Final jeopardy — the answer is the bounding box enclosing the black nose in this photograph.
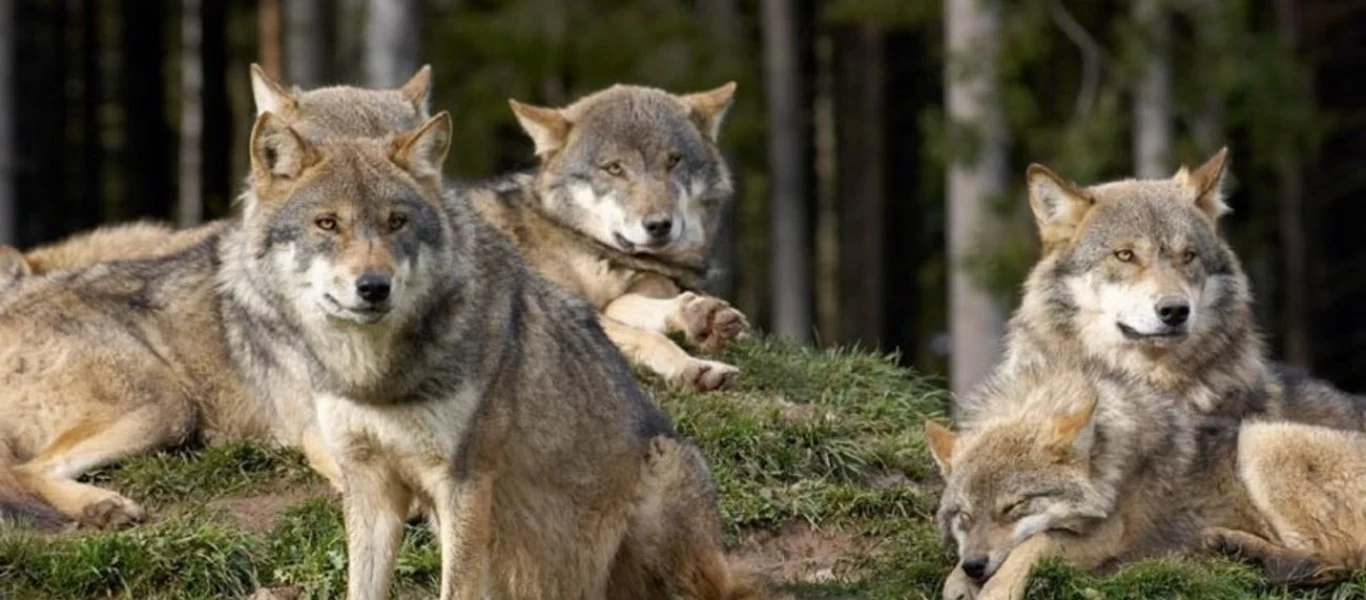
[1155,297,1191,326]
[961,556,989,582]
[355,273,391,304]
[643,216,674,240]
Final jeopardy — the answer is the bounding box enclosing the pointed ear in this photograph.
[250,112,318,181]
[681,81,737,142]
[924,420,959,476]
[250,63,297,116]
[397,64,433,112]
[508,99,570,157]
[1026,164,1094,248]
[393,111,453,179]
[1046,396,1098,461]
[0,245,31,287]
[1175,146,1230,221]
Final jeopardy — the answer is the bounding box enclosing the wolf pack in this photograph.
[0,65,1361,600]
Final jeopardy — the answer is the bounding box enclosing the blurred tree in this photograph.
[257,0,281,77]
[120,0,172,221]
[286,0,332,88]
[763,0,813,343]
[834,23,885,348]
[365,0,421,88]
[1275,0,1311,368]
[1132,0,1171,177]
[945,0,1007,395]
[0,0,13,245]
[179,0,203,226]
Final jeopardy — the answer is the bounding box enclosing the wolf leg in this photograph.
[1202,527,1336,585]
[431,474,493,600]
[977,534,1053,600]
[17,403,190,528]
[599,316,737,391]
[342,464,411,600]
[604,291,749,352]
[942,565,980,600]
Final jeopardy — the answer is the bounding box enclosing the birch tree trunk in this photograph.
[946,0,1007,395]
[285,0,330,88]
[365,0,422,88]
[178,0,203,226]
[1133,0,1171,178]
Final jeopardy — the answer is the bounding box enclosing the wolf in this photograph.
[229,107,755,599]
[462,82,751,391]
[957,148,1366,429]
[928,366,1366,600]
[0,62,433,293]
[0,67,433,530]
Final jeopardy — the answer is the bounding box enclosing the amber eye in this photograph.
[388,214,408,232]
[1181,250,1197,264]
[602,162,625,177]
[1114,249,1134,263]
[666,154,682,169]
[316,217,338,232]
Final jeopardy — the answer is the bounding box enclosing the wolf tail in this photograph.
[626,435,770,600]
[0,459,67,531]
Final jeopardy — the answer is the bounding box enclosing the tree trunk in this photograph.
[121,0,170,220]
[285,0,332,88]
[257,0,282,79]
[200,0,230,217]
[178,0,203,226]
[762,0,812,343]
[945,0,1008,395]
[699,0,739,302]
[835,24,886,348]
[1275,0,1312,368]
[0,0,13,244]
[1133,0,1171,178]
[364,0,421,88]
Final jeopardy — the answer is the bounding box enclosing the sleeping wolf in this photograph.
[466,83,751,391]
[957,148,1366,429]
[233,108,754,599]
[928,365,1366,599]
[0,67,433,530]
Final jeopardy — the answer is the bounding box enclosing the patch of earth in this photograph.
[209,484,333,533]
[733,520,862,586]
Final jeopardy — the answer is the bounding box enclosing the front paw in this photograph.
[677,292,750,352]
[671,358,739,392]
[943,567,980,600]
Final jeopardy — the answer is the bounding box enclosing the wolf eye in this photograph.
[666,153,682,169]
[1181,250,1197,264]
[388,214,408,232]
[602,162,625,177]
[315,217,338,232]
[1114,249,1134,263]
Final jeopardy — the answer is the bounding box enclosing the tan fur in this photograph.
[0,68,435,529]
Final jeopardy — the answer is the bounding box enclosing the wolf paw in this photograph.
[79,495,146,530]
[674,358,739,392]
[677,292,750,352]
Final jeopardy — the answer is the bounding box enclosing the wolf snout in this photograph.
[961,555,989,582]
[642,214,674,241]
[1155,296,1191,327]
[355,272,392,304]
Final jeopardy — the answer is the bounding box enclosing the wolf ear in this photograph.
[1026,164,1094,248]
[393,111,453,179]
[508,99,570,157]
[682,81,737,142]
[397,64,433,112]
[250,112,318,181]
[250,63,298,116]
[1046,395,1098,461]
[0,245,31,287]
[1174,146,1230,221]
[924,421,959,476]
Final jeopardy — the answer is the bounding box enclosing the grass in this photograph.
[1,336,1363,599]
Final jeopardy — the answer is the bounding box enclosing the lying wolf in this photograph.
[928,364,1366,599]
[957,148,1366,429]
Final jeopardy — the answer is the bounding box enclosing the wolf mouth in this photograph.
[323,293,390,324]
[1117,323,1186,341]
[613,233,667,255]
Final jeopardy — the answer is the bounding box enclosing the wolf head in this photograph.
[1019,148,1250,370]
[926,384,1110,584]
[242,110,454,330]
[250,63,432,140]
[508,82,737,268]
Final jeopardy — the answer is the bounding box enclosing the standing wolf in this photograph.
[0,68,433,530]
[956,148,1365,428]
[232,108,754,599]
[465,83,751,391]
[927,365,1366,600]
